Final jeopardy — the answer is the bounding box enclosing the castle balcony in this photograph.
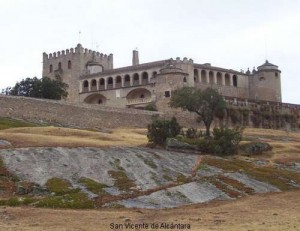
[126,97,152,106]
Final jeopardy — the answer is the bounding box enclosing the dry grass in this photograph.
[242,128,300,164]
[0,126,148,148]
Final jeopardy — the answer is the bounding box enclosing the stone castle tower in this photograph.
[42,44,113,102]
[249,60,282,102]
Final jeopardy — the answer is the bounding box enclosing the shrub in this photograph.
[147,117,181,146]
[212,127,243,155]
[185,128,198,139]
[197,127,243,155]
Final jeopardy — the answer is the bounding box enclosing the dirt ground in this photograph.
[0,190,299,231]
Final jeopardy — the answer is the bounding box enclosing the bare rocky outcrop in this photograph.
[0,147,286,209]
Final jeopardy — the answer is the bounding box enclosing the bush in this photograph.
[185,128,199,139]
[212,127,243,155]
[196,127,243,155]
[147,117,181,146]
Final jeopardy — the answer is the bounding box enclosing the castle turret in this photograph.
[249,60,281,102]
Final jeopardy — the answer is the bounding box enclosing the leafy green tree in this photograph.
[8,77,68,100]
[169,87,226,137]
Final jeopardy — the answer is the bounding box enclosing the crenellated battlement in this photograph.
[43,44,113,62]
[175,57,194,64]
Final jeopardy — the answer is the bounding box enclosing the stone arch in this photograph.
[91,79,97,91]
[201,70,207,83]
[133,73,139,86]
[126,88,151,101]
[84,93,107,105]
[107,77,113,89]
[68,60,72,69]
[124,74,130,87]
[209,71,214,84]
[233,75,237,87]
[217,72,222,85]
[152,71,157,78]
[82,80,89,92]
[142,72,149,84]
[115,76,122,88]
[194,69,199,82]
[225,73,230,86]
[99,78,105,90]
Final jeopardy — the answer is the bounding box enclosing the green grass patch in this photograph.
[0,117,38,130]
[176,173,190,184]
[45,178,76,195]
[35,192,95,209]
[0,197,37,207]
[78,177,108,196]
[108,170,136,191]
[202,157,300,191]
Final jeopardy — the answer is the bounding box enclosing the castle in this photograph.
[42,44,282,113]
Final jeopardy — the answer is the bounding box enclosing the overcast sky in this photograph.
[0,0,299,104]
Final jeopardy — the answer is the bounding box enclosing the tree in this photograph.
[169,87,226,137]
[7,77,68,100]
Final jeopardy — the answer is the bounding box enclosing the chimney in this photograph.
[132,50,139,66]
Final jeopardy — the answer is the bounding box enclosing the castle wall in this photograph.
[0,95,158,129]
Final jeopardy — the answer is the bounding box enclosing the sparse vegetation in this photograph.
[45,178,75,195]
[35,192,95,209]
[78,177,108,196]
[108,170,136,191]
[0,117,38,130]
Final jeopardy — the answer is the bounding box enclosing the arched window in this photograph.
[142,72,148,84]
[49,65,53,73]
[115,76,122,88]
[68,60,72,69]
[152,71,157,78]
[133,73,139,85]
[217,72,222,85]
[225,73,230,86]
[124,74,130,87]
[209,71,214,84]
[99,78,105,90]
[83,80,89,88]
[194,69,199,82]
[201,70,207,83]
[91,79,97,91]
[58,62,62,70]
[183,77,187,83]
[107,77,114,88]
[83,80,89,92]
[233,75,237,87]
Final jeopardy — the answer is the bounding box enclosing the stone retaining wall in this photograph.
[0,95,160,129]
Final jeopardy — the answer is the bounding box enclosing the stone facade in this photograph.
[42,44,282,115]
